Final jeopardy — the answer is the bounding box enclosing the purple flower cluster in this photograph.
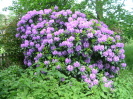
[93,45,104,51]
[84,76,99,88]
[16,7,126,89]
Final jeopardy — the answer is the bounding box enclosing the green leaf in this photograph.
[100,92,107,99]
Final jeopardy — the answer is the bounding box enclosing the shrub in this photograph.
[16,7,126,88]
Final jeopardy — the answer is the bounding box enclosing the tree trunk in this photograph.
[95,0,103,20]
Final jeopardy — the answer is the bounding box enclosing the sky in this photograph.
[0,0,133,15]
[0,0,13,15]
[124,0,133,11]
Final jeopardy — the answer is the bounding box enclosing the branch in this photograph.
[90,0,96,7]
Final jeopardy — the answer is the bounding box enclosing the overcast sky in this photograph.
[0,0,133,15]
[0,0,13,15]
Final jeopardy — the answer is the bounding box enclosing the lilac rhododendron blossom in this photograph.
[93,45,104,51]
[56,65,61,69]
[116,43,124,48]
[37,53,42,58]
[104,80,113,88]
[67,36,75,42]
[121,63,127,67]
[61,78,65,82]
[17,7,126,89]
[102,77,108,82]
[52,59,58,63]
[104,82,112,88]
[30,42,34,46]
[102,51,108,57]
[93,79,99,85]
[88,65,93,69]
[73,61,80,67]
[83,42,89,48]
[27,62,32,66]
[85,58,90,63]
[65,58,71,64]
[113,56,120,62]
[87,33,93,38]
[75,45,82,51]
[119,49,125,54]
[44,61,50,65]
[81,75,87,79]
[84,78,91,83]
[90,74,96,80]
[67,65,74,71]
[91,69,98,74]
[67,48,74,54]
[80,66,86,72]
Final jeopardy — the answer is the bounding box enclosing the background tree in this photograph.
[0,14,6,30]
[77,0,133,40]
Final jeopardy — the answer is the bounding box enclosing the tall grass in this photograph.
[124,39,133,69]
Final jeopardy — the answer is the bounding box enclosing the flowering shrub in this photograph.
[16,6,126,88]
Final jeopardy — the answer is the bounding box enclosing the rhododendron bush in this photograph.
[16,6,126,88]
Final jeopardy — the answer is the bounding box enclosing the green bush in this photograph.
[16,8,127,90]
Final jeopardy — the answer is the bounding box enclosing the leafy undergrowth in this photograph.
[112,67,133,99]
[0,65,133,99]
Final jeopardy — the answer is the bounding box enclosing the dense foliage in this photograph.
[16,7,126,88]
